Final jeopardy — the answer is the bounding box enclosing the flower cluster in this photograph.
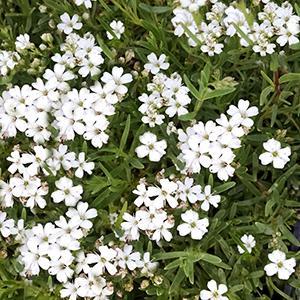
[139,55,191,127]
[61,244,157,299]
[177,99,259,180]
[0,30,132,148]
[0,145,94,209]
[172,1,300,56]
[120,176,221,243]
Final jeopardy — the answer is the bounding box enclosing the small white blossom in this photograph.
[107,20,125,40]
[51,177,83,206]
[200,280,228,300]
[144,53,170,75]
[237,234,256,254]
[259,138,291,169]
[135,132,167,162]
[264,250,296,280]
[57,13,83,35]
[177,210,209,240]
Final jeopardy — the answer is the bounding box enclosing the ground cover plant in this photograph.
[0,0,299,299]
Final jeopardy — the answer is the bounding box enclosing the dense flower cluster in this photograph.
[172,1,300,56]
[138,54,191,127]
[120,176,220,243]
[0,145,94,209]
[0,30,132,148]
[177,99,259,180]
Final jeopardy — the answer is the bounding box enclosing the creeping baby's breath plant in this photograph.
[0,0,299,299]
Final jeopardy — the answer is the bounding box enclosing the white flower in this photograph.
[107,20,125,40]
[276,22,300,46]
[253,41,276,56]
[227,99,259,128]
[55,216,83,240]
[264,250,296,280]
[133,183,151,207]
[177,177,201,204]
[15,34,33,51]
[137,206,166,231]
[116,244,141,270]
[209,148,235,181]
[66,201,97,230]
[74,152,95,178]
[151,217,174,243]
[199,185,221,211]
[259,138,291,169]
[87,245,117,275]
[165,94,190,117]
[101,66,133,95]
[0,180,14,208]
[144,53,170,75]
[139,252,158,276]
[43,64,74,91]
[121,212,141,241]
[48,252,74,283]
[177,210,209,240]
[7,150,25,174]
[200,280,228,300]
[0,212,17,237]
[74,0,95,9]
[60,281,80,300]
[57,13,83,35]
[19,239,51,275]
[51,177,83,206]
[237,234,256,254]
[201,40,224,56]
[135,132,167,162]
[147,178,178,208]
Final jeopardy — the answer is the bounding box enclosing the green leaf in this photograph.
[279,224,300,247]
[202,87,236,101]
[154,251,187,260]
[267,277,293,300]
[96,35,115,60]
[279,73,300,84]
[230,284,244,292]
[261,70,274,87]
[169,268,185,294]
[214,182,236,193]
[289,279,300,289]
[260,86,274,106]
[139,3,171,14]
[164,258,182,270]
[200,253,222,264]
[183,75,202,101]
[114,201,128,229]
[128,157,144,169]
[183,259,194,284]
[248,270,265,279]
[200,63,211,87]
[119,114,131,152]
